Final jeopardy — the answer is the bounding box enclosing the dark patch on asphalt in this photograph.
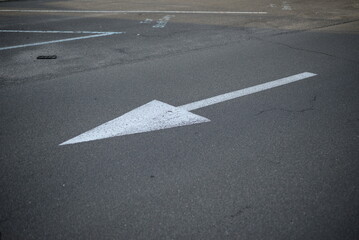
[116,48,128,54]
[37,55,57,60]
[230,206,251,218]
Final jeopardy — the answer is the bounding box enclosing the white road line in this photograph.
[0,32,123,51]
[282,1,292,11]
[179,72,317,111]
[0,30,123,34]
[0,9,267,14]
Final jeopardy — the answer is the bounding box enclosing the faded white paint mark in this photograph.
[153,15,174,28]
[0,9,268,14]
[0,31,124,51]
[60,72,317,145]
[60,100,210,145]
[270,4,277,8]
[140,19,153,24]
[282,1,292,11]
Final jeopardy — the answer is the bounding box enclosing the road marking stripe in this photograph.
[0,30,123,34]
[179,72,317,111]
[0,32,123,51]
[60,72,318,145]
[60,100,211,145]
[0,9,267,14]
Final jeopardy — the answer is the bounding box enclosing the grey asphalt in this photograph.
[1,1,359,239]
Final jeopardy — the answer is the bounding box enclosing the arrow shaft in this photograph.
[179,72,317,111]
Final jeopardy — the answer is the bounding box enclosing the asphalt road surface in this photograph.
[1,0,358,239]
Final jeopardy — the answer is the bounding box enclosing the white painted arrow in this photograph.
[60,72,317,145]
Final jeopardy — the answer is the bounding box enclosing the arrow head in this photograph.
[60,100,210,145]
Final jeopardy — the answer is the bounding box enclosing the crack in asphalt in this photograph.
[268,19,359,37]
[255,95,317,116]
[253,19,359,64]
[254,36,359,64]
[1,17,357,88]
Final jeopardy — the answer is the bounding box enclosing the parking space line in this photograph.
[0,31,124,51]
[0,30,122,34]
[0,9,267,14]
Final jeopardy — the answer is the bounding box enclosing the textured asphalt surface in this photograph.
[1,0,359,239]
